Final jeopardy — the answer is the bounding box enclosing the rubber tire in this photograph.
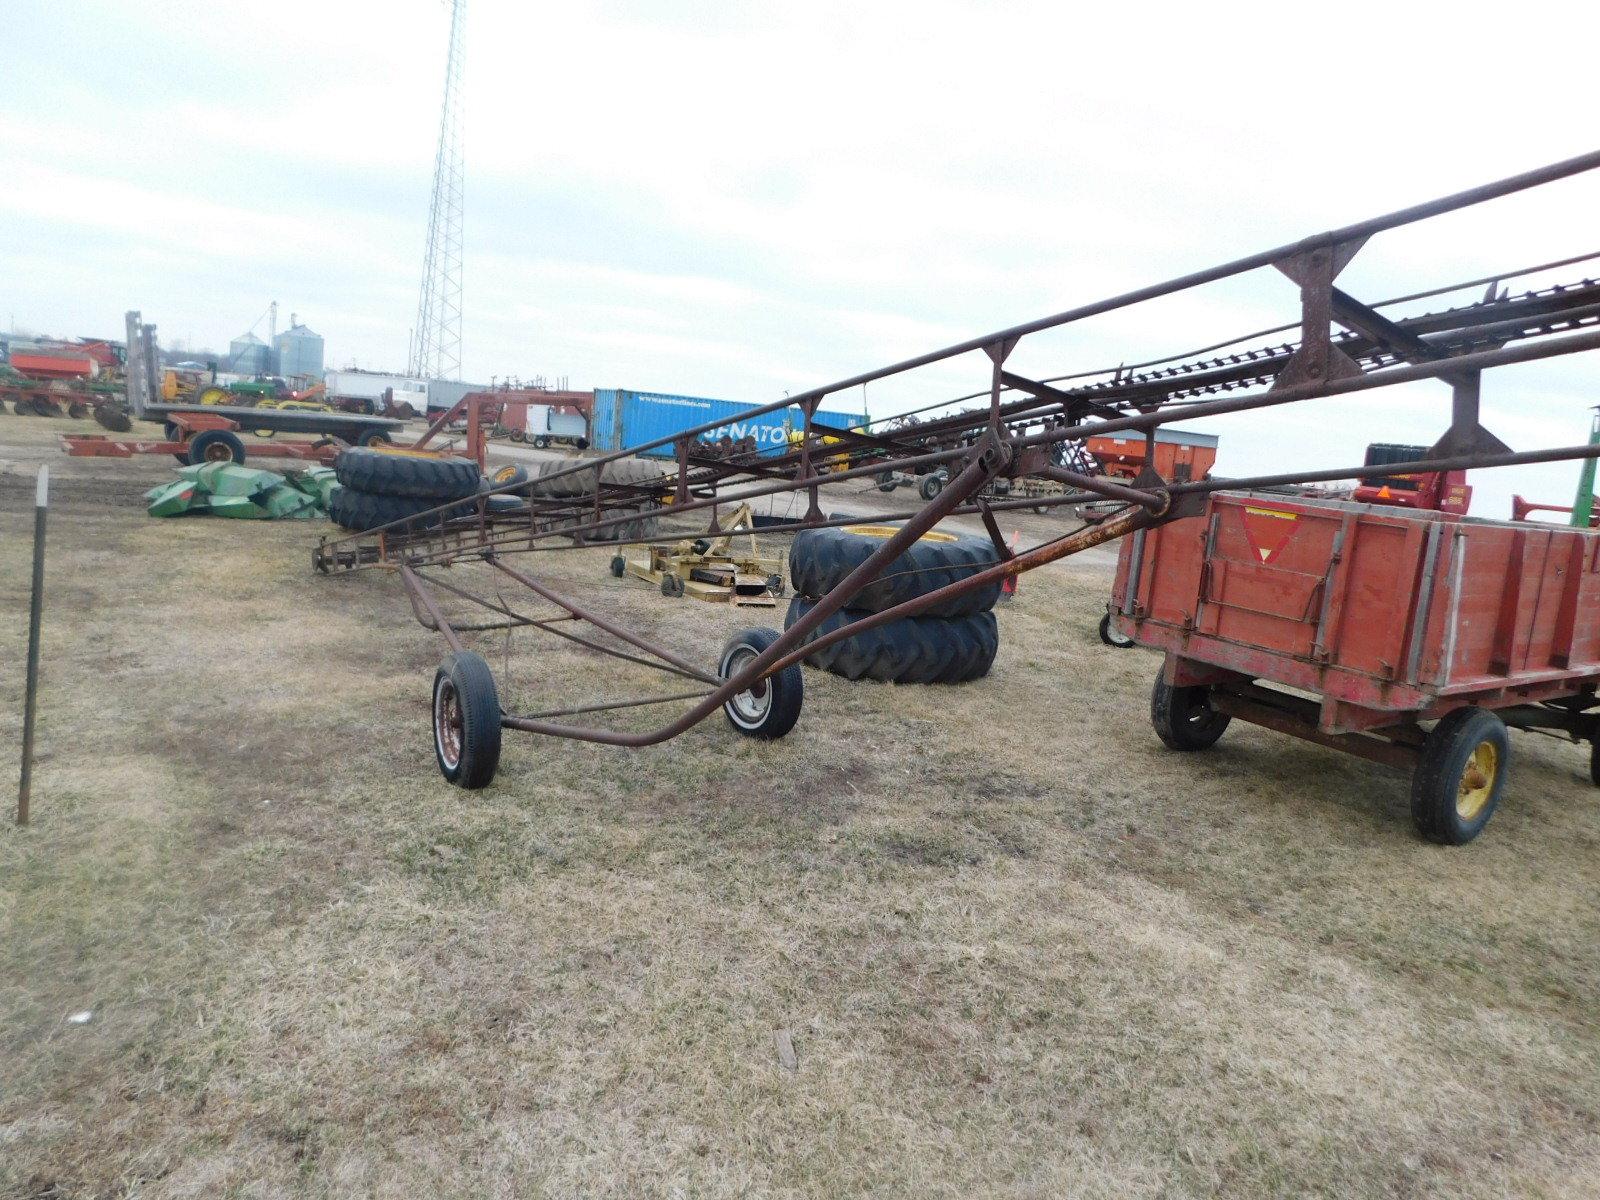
[187,428,247,466]
[875,470,898,493]
[719,627,803,739]
[328,486,462,533]
[433,651,502,788]
[1411,707,1509,845]
[93,405,132,433]
[1150,673,1231,750]
[334,446,481,501]
[784,596,998,685]
[1099,611,1135,649]
[526,457,667,499]
[610,555,626,578]
[356,428,392,447]
[661,573,684,597]
[919,472,946,501]
[533,435,549,449]
[1590,738,1600,788]
[490,462,531,496]
[788,524,1002,618]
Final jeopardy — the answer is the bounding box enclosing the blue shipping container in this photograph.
[592,388,866,459]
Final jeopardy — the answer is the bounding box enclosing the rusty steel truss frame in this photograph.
[315,150,1600,768]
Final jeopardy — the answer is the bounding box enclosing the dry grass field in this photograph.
[2,411,1599,1198]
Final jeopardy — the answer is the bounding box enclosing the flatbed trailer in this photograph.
[145,404,404,443]
[1112,492,1600,842]
[62,409,405,467]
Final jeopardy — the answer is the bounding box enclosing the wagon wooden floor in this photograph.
[3,413,1599,1199]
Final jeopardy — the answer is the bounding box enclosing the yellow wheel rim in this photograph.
[492,465,519,484]
[1456,740,1499,821]
[845,524,957,543]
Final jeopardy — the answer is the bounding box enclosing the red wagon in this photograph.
[1111,491,1600,842]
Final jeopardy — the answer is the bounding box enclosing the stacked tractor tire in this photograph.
[491,457,666,541]
[785,525,1001,684]
[328,447,484,533]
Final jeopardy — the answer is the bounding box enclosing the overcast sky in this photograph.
[3,0,1598,516]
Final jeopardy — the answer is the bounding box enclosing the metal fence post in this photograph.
[18,465,47,826]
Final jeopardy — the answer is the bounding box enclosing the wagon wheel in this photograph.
[1150,671,1230,750]
[1099,610,1135,649]
[1411,707,1508,844]
[432,651,502,788]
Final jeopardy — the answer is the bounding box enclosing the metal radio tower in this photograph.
[410,0,466,380]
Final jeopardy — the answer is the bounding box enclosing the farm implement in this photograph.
[316,150,1600,840]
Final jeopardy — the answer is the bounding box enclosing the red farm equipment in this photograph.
[1111,490,1600,842]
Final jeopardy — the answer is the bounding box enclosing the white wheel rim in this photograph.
[720,645,770,729]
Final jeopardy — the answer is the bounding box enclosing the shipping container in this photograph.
[591,388,865,458]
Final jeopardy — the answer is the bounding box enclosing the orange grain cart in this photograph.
[1111,491,1600,843]
[1088,427,1218,482]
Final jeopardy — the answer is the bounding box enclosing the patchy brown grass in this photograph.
[1,410,1599,1198]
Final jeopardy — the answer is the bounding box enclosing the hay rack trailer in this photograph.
[313,151,1600,840]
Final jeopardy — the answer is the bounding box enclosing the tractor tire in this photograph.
[433,651,502,788]
[11,398,34,416]
[327,486,463,533]
[334,446,481,501]
[187,429,247,466]
[1150,672,1231,751]
[718,627,804,739]
[489,462,531,496]
[93,405,133,433]
[788,524,1002,619]
[525,456,668,499]
[68,401,89,419]
[783,596,998,684]
[32,398,63,418]
[194,385,233,406]
[1411,707,1508,845]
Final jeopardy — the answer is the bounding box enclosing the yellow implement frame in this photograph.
[612,502,785,606]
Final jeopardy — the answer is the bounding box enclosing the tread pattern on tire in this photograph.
[784,596,997,684]
[1410,707,1508,845]
[523,458,667,540]
[334,446,481,500]
[525,456,670,498]
[434,651,502,788]
[789,525,1001,618]
[328,486,465,532]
